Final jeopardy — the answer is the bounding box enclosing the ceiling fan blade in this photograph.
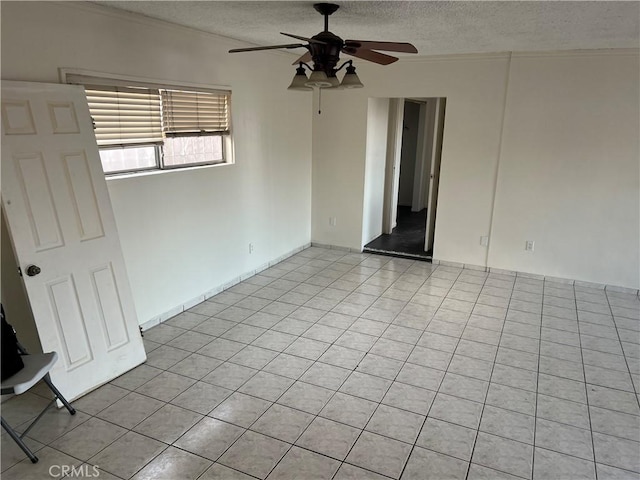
[280,32,327,45]
[229,43,306,53]
[344,40,418,54]
[342,48,398,65]
[292,51,313,65]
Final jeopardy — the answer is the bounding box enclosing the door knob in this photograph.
[25,265,41,277]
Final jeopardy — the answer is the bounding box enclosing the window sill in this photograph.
[104,162,234,181]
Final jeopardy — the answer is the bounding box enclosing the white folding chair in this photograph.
[1,343,75,463]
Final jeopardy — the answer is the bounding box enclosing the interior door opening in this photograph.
[364,97,446,261]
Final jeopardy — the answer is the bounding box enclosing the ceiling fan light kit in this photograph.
[287,65,313,91]
[306,69,333,88]
[230,2,417,94]
[340,63,364,89]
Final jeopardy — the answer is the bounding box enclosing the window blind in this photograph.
[161,89,230,136]
[83,85,163,147]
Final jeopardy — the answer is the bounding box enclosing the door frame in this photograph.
[382,97,446,252]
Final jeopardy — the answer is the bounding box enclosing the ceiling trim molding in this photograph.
[397,48,639,65]
[511,48,640,58]
[57,1,295,59]
[398,52,512,63]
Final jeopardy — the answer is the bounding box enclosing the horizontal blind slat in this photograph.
[79,80,231,146]
[85,86,163,146]
[161,89,229,135]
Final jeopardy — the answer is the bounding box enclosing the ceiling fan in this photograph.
[229,3,418,90]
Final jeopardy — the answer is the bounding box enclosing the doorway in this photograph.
[364,97,446,260]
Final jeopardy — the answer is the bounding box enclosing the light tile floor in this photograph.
[2,247,640,479]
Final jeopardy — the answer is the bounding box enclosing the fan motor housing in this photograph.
[310,30,343,72]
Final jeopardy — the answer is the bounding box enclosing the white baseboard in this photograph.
[432,258,639,295]
[139,243,311,331]
[310,242,361,253]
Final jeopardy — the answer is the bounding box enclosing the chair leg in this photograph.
[1,417,38,463]
[43,374,75,415]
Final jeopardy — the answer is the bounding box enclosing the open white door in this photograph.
[424,98,446,252]
[382,99,404,234]
[1,81,146,401]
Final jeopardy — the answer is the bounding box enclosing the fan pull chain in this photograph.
[318,87,322,115]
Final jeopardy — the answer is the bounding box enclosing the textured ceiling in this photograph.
[92,1,639,56]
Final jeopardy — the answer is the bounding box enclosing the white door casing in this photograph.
[1,81,146,401]
[424,97,446,252]
[411,101,427,213]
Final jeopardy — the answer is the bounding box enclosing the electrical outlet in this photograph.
[525,240,535,252]
[249,243,254,254]
[329,217,337,227]
[480,236,489,247]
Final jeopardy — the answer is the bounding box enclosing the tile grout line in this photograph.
[464,271,516,480]
[572,282,599,479]
[213,254,421,480]
[396,266,470,480]
[603,290,640,411]
[284,256,433,479]
[327,259,442,479]
[189,249,366,480]
[530,277,546,480]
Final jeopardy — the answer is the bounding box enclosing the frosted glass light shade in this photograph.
[305,70,333,88]
[341,65,364,89]
[327,75,340,88]
[288,67,312,91]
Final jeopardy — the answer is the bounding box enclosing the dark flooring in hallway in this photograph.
[364,206,431,260]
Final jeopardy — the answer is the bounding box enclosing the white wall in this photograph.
[311,91,369,248]
[312,55,510,265]
[1,2,313,324]
[312,51,639,289]
[489,52,640,288]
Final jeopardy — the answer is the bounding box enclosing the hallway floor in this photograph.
[2,247,639,479]
[364,207,431,260]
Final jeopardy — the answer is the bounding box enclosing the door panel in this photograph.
[62,151,105,241]
[90,263,130,350]
[1,99,37,134]
[1,81,146,401]
[46,275,94,368]
[15,152,65,251]
[48,102,80,134]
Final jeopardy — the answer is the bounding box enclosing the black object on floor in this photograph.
[364,206,432,261]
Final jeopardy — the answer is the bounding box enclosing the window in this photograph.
[66,74,232,175]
